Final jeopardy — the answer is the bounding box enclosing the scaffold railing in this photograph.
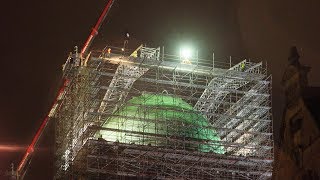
[54,45,273,179]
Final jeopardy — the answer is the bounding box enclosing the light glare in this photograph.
[180,48,192,59]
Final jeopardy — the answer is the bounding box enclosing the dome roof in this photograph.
[97,94,224,154]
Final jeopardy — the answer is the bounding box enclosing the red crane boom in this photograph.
[16,0,115,178]
[16,79,69,179]
[81,0,115,56]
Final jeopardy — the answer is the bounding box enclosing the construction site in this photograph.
[13,0,274,179]
[52,44,274,179]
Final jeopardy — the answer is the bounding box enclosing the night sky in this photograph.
[1,0,319,179]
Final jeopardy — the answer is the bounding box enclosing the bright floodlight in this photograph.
[180,47,192,59]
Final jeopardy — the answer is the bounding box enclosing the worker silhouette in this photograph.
[107,48,111,58]
[241,62,245,71]
[137,49,141,58]
[123,31,129,55]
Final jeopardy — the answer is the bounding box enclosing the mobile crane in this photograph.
[15,0,115,179]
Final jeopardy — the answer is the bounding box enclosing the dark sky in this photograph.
[1,0,319,179]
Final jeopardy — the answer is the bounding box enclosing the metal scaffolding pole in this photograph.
[54,46,273,179]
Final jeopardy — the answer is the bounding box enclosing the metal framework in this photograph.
[53,46,273,179]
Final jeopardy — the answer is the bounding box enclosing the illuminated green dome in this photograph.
[97,94,224,154]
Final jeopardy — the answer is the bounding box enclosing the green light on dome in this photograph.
[96,94,224,154]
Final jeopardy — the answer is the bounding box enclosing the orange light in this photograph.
[0,145,26,152]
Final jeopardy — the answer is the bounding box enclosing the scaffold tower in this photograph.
[52,45,273,179]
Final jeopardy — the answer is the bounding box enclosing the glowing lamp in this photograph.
[180,47,192,59]
[180,47,193,64]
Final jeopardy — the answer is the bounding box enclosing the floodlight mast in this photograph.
[81,0,115,56]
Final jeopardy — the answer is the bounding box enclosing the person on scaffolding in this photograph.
[122,31,130,56]
[137,48,141,58]
[107,47,111,58]
[240,62,246,71]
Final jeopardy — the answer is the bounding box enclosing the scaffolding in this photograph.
[53,45,273,179]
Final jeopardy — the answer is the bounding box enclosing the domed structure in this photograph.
[96,94,224,154]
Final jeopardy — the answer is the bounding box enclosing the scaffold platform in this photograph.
[53,46,273,179]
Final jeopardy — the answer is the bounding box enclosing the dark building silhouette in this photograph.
[274,47,320,180]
